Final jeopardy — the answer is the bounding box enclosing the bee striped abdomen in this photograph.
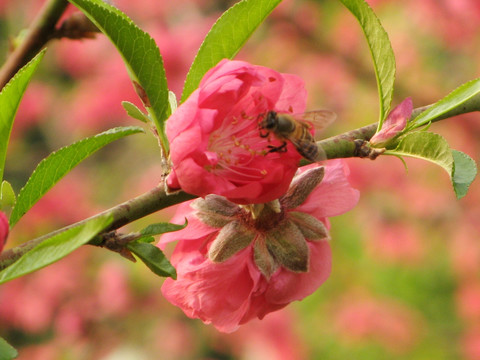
[297,141,319,161]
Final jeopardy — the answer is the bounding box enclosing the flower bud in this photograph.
[370,97,412,146]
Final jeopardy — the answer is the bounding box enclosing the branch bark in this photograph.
[0,0,69,89]
[0,186,195,270]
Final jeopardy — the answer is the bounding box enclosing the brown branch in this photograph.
[0,186,195,270]
[0,0,69,89]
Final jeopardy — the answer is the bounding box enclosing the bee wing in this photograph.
[301,110,336,132]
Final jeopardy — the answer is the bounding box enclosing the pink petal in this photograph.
[296,160,360,218]
[274,73,307,114]
[166,91,200,140]
[264,241,331,304]
[162,244,261,333]
[173,157,236,197]
[158,202,217,247]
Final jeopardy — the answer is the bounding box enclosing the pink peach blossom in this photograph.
[160,160,359,332]
[370,97,412,146]
[0,210,8,253]
[166,59,307,204]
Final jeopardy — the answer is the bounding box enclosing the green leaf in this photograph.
[386,132,453,175]
[0,180,15,213]
[137,235,155,244]
[181,0,282,102]
[0,215,112,284]
[122,101,148,123]
[339,0,395,126]
[0,51,45,181]
[451,150,477,199]
[127,242,176,278]
[168,91,177,115]
[9,126,143,227]
[140,221,187,237]
[0,337,17,360]
[409,78,480,129]
[67,0,169,148]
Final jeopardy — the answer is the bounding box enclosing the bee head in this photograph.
[262,111,278,130]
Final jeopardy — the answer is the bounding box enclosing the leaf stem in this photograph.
[0,0,69,89]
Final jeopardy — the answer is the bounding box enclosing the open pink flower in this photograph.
[370,97,412,146]
[0,211,8,253]
[160,160,359,332]
[166,59,307,204]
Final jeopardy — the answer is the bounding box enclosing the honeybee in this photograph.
[258,110,336,161]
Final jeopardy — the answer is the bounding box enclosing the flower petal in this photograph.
[265,240,331,304]
[296,160,360,218]
[162,241,261,333]
[158,202,217,247]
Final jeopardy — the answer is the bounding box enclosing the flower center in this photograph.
[207,114,274,181]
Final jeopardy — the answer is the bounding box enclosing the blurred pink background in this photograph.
[1,0,480,358]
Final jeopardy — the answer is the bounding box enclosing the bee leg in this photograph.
[259,130,270,138]
[267,141,288,154]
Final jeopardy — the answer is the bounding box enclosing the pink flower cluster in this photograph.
[161,59,359,332]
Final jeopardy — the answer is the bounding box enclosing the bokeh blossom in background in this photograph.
[0,0,480,359]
